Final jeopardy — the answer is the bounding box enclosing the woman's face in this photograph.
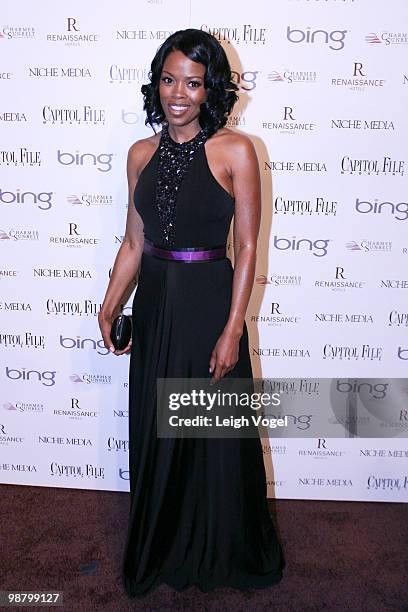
[159,49,207,129]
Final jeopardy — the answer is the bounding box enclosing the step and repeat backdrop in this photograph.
[1,0,407,502]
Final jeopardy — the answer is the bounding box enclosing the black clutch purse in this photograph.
[110,314,132,351]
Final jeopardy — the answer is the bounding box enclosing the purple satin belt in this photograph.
[143,237,227,262]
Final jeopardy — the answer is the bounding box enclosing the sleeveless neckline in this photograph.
[155,122,211,246]
[161,122,209,148]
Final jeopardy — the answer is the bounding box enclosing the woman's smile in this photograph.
[159,50,207,137]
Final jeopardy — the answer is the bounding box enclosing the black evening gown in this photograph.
[121,123,285,598]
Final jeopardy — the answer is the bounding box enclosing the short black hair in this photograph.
[141,28,239,136]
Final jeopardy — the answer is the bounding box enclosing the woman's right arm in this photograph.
[98,141,146,355]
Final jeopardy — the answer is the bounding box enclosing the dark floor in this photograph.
[1,484,407,611]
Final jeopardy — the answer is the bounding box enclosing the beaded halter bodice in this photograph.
[155,122,210,246]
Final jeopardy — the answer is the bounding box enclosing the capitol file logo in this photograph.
[0,148,40,166]
[274,195,337,217]
[322,344,382,361]
[340,156,404,177]
[43,105,105,125]
[109,65,149,84]
[107,437,129,452]
[388,311,408,328]
[50,462,105,480]
[46,298,101,317]
[201,24,267,45]
[0,331,45,349]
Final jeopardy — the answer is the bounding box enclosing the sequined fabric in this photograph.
[156,122,210,246]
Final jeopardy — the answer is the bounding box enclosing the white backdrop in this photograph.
[1,0,407,502]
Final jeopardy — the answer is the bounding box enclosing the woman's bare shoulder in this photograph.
[210,127,255,155]
[127,132,161,177]
[209,128,257,175]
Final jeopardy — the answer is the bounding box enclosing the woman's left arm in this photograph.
[209,134,261,382]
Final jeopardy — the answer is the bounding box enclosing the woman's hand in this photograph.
[98,310,132,356]
[209,327,242,383]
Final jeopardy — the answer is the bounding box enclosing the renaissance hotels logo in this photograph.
[273,236,330,257]
[49,223,100,248]
[331,63,385,92]
[263,106,317,134]
[46,17,100,46]
[286,26,347,51]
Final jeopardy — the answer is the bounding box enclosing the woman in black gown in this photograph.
[99,28,285,599]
